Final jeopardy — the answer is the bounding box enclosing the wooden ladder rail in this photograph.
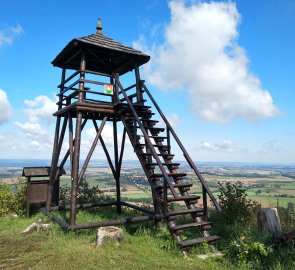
[142,81,221,213]
[115,74,177,215]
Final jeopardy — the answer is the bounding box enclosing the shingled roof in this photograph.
[22,166,66,177]
[52,19,150,75]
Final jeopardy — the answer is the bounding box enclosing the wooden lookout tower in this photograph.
[44,19,221,252]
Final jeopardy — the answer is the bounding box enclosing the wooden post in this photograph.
[46,68,66,211]
[202,185,208,221]
[59,119,88,169]
[69,53,86,225]
[257,208,282,235]
[69,114,74,178]
[113,118,121,214]
[134,64,143,104]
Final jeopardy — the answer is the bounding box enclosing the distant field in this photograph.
[1,164,295,208]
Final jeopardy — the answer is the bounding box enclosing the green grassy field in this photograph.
[0,210,232,270]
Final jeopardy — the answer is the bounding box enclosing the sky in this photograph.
[0,0,294,164]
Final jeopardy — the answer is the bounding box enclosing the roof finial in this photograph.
[96,18,103,34]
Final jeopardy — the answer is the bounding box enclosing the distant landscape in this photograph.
[1,159,295,208]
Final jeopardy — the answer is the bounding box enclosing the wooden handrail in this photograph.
[57,79,80,96]
[57,70,80,88]
[115,75,177,214]
[142,81,221,211]
[118,83,137,95]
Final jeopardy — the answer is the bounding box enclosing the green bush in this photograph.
[0,184,27,216]
[277,205,295,231]
[217,181,260,225]
[226,235,273,266]
[0,184,14,216]
[59,179,112,206]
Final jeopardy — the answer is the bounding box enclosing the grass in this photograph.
[0,209,232,270]
[1,204,294,269]
[1,173,295,269]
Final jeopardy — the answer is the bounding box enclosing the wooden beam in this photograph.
[68,215,161,230]
[78,116,108,184]
[113,118,121,213]
[92,119,116,177]
[59,118,88,169]
[69,53,86,225]
[118,127,126,176]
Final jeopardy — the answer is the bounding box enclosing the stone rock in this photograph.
[96,226,123,247]
[20,219,51,234]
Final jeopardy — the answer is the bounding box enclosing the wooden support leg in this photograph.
[113,119,121,214]
[78,116,107,184]
[69,111,83,225]
[26,202,30,218]
[151,190,162,227]
[46,115,67,211]
[69,114,74,179]
[202,185,208,221]
[46,116,61,211]
[58,119,88,170]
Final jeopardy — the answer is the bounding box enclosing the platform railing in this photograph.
[56,70,117,107]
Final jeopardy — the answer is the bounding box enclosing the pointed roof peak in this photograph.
[96,18,103,34]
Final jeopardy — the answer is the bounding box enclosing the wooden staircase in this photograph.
[116,78,221,251]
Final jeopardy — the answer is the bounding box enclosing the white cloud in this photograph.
[134,1,280,123]
[167,113,180,128]
[14,121,46,137]
[259,139,281,154]
[201,140,238,153]
[158,112,180,128]
[24,95,57,124]
[10,95,56,156]
[0,89,12,124]
[86,124,115,146]
[0,24,24,47]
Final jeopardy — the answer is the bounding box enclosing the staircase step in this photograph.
[141,119,159,124]
[130,127,165,133]
[171,221,213,231]
[167,195,200,202]
[167,196,199,203]
[136,144,169,151]
[124,118,159,125]
[132,104,151,109]
[149,162,180,167]
[136,135,167,141]
[140,135,167,140]
[155,182,193,189]
[165,208,204,217]
[152,173,187,178]
[148,127,165,132]
[178,235,220,248]
[140,153,174,160]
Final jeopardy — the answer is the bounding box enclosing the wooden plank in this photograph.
[40,208,69,229]
[178,236,220,248]
[57,70,80,88]
[171,221,213,231]
[121,202,155,215]
[165,208,204,217]
[68,215,158,230]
